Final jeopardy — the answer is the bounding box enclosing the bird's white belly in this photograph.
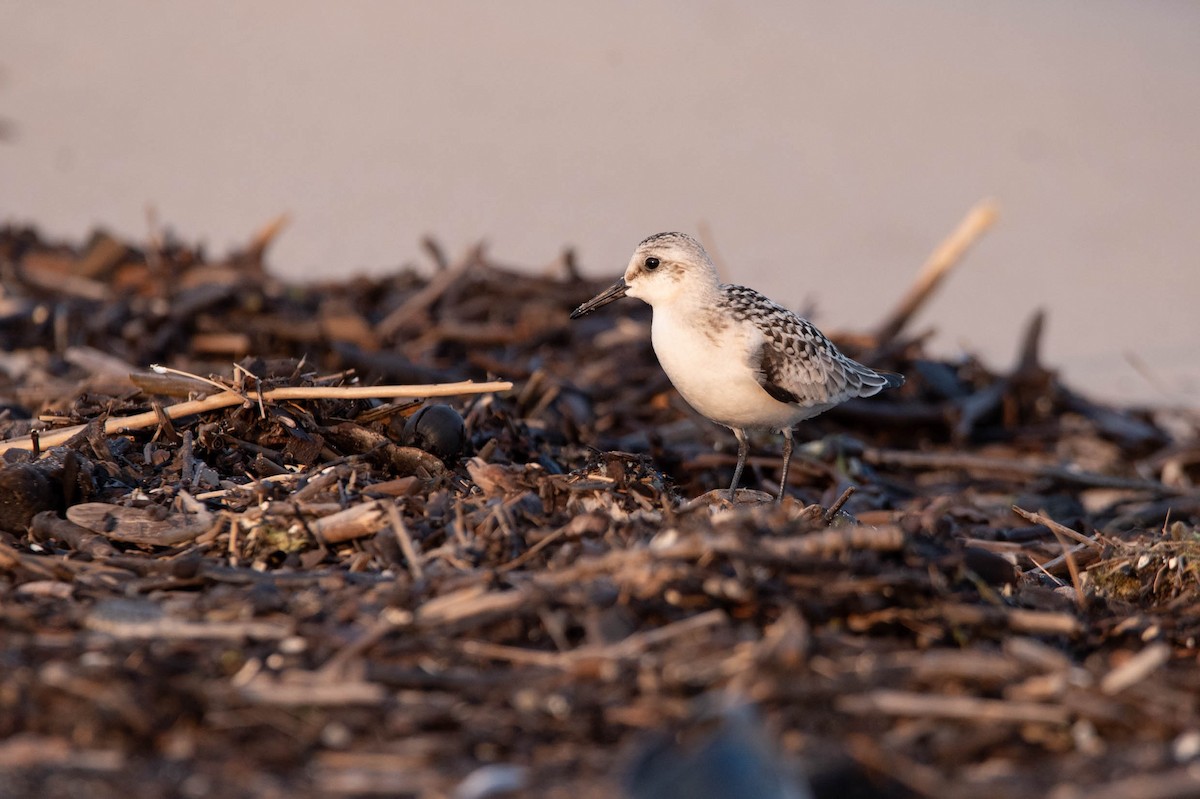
[651,312,805,431]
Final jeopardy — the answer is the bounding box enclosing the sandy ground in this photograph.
[1,1,1198,404]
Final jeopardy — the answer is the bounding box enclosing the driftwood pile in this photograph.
[1,214,1199,799]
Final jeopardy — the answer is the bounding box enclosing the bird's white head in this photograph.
[570,232,719,319]
[622,232,719,306]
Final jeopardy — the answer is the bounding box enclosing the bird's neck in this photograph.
[652,278,720,317]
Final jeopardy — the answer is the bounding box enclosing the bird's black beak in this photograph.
[570,278,628,319]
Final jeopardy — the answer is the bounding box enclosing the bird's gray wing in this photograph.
[720,285,901,407]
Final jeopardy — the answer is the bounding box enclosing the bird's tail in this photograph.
[853,366,905,397]
[877,370,905,390]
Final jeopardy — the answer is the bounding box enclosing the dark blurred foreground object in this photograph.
[625,706,813,799]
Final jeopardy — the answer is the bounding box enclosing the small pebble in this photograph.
[0,464,53,534]
[397,404,466,462]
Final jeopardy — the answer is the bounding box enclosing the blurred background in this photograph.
[2,1,1197,404]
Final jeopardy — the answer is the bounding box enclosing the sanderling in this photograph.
[571,232,903,502]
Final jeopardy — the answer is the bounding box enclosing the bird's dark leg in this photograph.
[777,428,794,503]
[729,428,749,501]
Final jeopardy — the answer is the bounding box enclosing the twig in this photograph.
[1014,506,1091,608]
[839,689,1068,725]
[1011,506,1103,549]
[324,422,447,478]
[1124,350,1181,402]
[236,675,387,706]
[845,734,947,798]
[0,736,124,771]
[822,486,856,525]
[310,501,389,545]
[459,609,728,668]
[601,608,727,659]
[85,600,291,640]
[1051,525,1086,609]
[1028,556,1066,587]
[1003,608,1082,636]
[497,525,570,572]
[194,472,301,501]
[874,199,999,345]
[864,448,1174,493]
[850,603,1081,637]
[0,380,513,455]
[63,346,140,382]
[386,501,424,580]
[30,511,116,558]
[1014,308,1047,374]
[1028,543,1099,578]
[242,213,290,263]
[1054,766,1200,799]
[377,245,479,338]
[421,236,449,271]
[656,525,907,565]
[317,608,414,679]
[16,260,111,301]
[415,584,534,630]
[1099,642,1171,695]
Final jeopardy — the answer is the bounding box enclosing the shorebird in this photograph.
[571,232,903,501]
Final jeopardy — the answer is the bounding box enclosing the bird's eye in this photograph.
[644,257,660,270]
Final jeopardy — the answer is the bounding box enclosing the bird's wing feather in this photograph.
[719,285,900,407]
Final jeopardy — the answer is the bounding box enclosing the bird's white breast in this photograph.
[650,304,809,431]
